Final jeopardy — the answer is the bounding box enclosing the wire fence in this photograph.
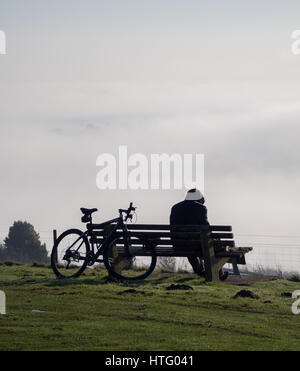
[234,234,300,275]
[1,230,300,276]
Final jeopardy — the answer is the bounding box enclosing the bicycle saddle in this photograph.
[80,208,98,215]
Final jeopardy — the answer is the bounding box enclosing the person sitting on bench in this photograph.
[170,188,208,275]
[170,189,228,280]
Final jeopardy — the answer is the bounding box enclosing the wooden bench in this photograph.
[90,224,253,282]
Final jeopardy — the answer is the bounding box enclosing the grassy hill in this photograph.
[0,263,300,351]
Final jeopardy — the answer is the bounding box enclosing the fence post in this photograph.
[53,230,58,264]
[53,229,57,245]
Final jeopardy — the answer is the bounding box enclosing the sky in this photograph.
[0,0,300,262]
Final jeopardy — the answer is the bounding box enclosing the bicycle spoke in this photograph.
[51,229,90,278]
[103,236,157,280]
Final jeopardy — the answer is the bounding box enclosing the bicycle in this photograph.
[51,203,157,280]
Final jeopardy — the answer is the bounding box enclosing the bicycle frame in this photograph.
[65,212,130,266]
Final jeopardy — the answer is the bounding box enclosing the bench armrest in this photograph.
[226,247,253,253]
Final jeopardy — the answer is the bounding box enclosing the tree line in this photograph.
[0,221,49,263]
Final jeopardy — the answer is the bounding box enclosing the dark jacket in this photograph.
[170,200,209,227]
[170,200,209,252]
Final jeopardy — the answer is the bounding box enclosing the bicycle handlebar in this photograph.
[119,202,136,221]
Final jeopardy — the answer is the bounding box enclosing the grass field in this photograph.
[0,263,300,351]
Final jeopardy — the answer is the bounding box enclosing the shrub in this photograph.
[0,259,21,266]
[287,274,300,282]
[31,261,46,268]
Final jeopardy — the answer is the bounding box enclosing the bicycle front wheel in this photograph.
[103,236,157,280]
[51,229,90,279]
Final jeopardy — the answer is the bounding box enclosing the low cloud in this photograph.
[0,80,300,244]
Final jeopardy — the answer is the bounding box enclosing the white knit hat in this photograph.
[185,188,204,201]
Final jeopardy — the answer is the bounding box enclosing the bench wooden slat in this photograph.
[213,240,235,248]
[113,247,250,259]
[153,240,235,248]
[114,247,203,257]
[112,245,250,254]
[215,251,244,258]
[112,245,250,259]
[91,230,234,239]
[227,247,253,253]
[88,224,232,232]
[90,237,235,248]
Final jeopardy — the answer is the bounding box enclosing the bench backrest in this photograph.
[89,224,235,257]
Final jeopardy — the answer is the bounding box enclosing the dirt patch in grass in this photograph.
[151,271,279,286]
[149,271,279,286]
[232,290,259,299]
[281,292,292,298]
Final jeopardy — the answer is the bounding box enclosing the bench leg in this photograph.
[204,256,229,282]
[231,258,240,275]
[201,229,217,281]
[202,239,216,282]
[200,228,231,282]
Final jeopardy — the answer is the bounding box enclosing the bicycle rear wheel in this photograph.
[51,229,90,278]
[103,236,156,280]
